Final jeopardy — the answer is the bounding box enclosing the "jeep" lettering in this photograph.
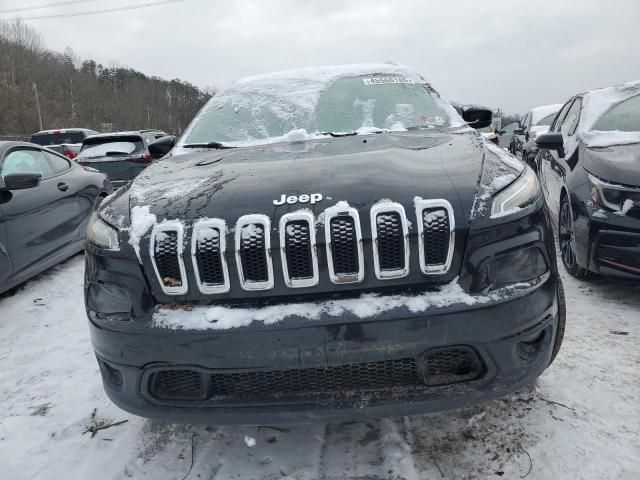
[273,193,323,206]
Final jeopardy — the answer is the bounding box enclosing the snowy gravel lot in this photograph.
[1,254,638,480]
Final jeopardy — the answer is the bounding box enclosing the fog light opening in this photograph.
[517,330,547,361]
[97,358,124,389]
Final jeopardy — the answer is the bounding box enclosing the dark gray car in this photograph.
[76,130,167,188]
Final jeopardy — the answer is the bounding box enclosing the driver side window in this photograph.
[1,149,55,179]
[551,100,574,133]
[559,99,582,136]
[502,122,519,133]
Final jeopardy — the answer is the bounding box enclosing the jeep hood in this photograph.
[100,131,520,237]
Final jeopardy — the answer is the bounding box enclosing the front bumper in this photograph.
[576,200,640,278]
[89,275,559,425]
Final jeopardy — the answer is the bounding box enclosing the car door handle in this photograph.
[57,182,69,192]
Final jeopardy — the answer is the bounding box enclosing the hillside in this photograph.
[0,21,212,136]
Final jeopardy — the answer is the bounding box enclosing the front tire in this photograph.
[548,277,566,366]
[558,196,590,277]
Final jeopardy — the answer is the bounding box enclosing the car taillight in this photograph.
[130,154,152,164]
[64,149,77,160]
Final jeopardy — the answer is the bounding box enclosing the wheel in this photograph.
[558,196,590,277]
[548,276,566,366]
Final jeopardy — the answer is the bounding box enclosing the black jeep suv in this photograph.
[85,65,565,424]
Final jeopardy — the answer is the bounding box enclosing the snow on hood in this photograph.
[563,81,640,157]
[530,104,563,126]
[582,130,640,148]
[581,81,640,134]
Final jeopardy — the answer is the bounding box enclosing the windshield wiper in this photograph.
[182,142,235,149]
[319,131,358,137]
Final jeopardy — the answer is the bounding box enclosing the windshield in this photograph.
[78,139,143,158]
[30,131,85,145]
[183,73,451,146]
[592,94,640,132]
[535,112,557,126]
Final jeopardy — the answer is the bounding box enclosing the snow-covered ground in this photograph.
[0,254,638,480]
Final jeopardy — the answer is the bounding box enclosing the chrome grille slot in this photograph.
[280,211,318,288]
[192,219,229,294]
[235,215,274,290]
[415,199,455,275]
[371,202,409,279]
[325,207,364,284]
[150,221,188,295]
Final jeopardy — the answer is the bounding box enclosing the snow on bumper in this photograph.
[88,274,559,424]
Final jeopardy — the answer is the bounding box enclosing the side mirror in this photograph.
[536,132,565,158]
[3,172,42,190]
[460,107,493,129]
[148,135,177,159]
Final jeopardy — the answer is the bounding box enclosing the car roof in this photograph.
[31,128,96,135]
[83,130,166,141]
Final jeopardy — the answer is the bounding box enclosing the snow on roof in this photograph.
[530,104,563,125]
[233,63,428,86]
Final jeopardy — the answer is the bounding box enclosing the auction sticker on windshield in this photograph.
[363,76,416,85]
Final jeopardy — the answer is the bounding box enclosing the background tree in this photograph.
[0,21,212,136]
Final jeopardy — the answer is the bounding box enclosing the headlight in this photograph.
[588,173,640,211]
[491,167,540,218]
[87,212,120,250]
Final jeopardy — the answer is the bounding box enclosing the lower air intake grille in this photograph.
[150,370,205,400]
[208,358,420,398]
[284,220,314,280]
[329,216,359,275]
[423,347,483,386]
[154,231,182,287]
[146,348,485,404]
[423,208,451,266]
[239,224,268,282]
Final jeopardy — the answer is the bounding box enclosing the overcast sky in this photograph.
[5,0,640,113]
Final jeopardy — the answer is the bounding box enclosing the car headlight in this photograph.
[87,212,120,250]
[491,167,540,218]
[588,173,640,211]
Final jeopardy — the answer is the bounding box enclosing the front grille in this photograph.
[423,209,450,266]
[145,347,485,404]
[284,221,313,279]
[330,217,359,274]
[196,229,224,284]
[192,219,229,294]
[376,212,405,270]
[280,211,318,288]
[240,224,268,282]
[416,199,455,275]
[149,198,455,295]
[371,202,409,279]
[150,222,187,294]
[326,207,363,284]
[155,231,181,283]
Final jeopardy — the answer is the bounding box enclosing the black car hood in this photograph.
[124,131,487,232]
[583,143,640,187]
